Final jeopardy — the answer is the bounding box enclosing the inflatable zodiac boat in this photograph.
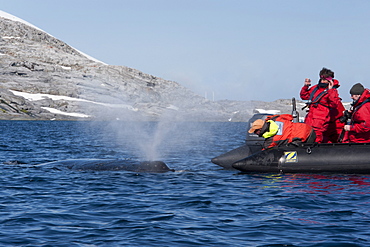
[212,123,370,174]
[232,142,370,174]
[211,99,370,174]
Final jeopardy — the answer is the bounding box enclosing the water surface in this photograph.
[0,121,369,246]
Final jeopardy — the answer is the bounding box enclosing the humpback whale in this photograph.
[37,159,174,172]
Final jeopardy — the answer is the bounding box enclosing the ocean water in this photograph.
[0,120,369,246]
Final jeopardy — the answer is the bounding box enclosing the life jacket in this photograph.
[346,89,370,143]
[301,83,343,125]
[306,85,329,109]
[262,120,279,138]
[351,89,370,119]
[264,114,313,148]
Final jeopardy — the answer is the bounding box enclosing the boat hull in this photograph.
[211,145,253,169]
[232,143,370,174]
[211,113,269,169]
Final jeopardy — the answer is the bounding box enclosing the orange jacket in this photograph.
[263,114,314,149]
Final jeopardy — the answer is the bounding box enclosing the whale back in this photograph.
[37,159,174,172]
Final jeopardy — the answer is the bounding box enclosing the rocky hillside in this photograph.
[0,12,302,121]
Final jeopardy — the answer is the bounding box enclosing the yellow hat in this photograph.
[248,119,265,133]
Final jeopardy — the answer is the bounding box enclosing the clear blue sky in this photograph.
[1,0,370,101]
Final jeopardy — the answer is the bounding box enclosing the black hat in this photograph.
[350,83,365,95]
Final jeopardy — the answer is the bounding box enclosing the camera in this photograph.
[339,110,352,123]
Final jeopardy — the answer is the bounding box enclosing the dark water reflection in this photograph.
[0,121,369,246]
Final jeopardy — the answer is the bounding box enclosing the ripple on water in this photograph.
[0,122,370,246]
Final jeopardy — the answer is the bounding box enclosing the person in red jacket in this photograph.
[323,75,346,143]
[343,83,370,143]
[300,67,344,143]
[248,114,316,150]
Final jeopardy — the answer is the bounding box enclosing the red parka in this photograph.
[263,114,314,149]
[345,89,370,143]
[300,83,343,143]
[324,80,346,143]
